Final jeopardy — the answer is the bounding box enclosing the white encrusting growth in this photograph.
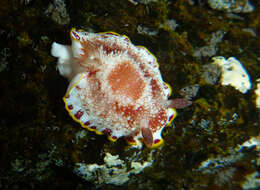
[74,152,153,185]
[255,79,260,109]
[212,56,251,93]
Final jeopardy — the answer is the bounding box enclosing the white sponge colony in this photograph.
[255,79,260,109]
[212,56,251,94]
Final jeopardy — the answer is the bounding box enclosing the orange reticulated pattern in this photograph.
[114,102,144,126]
[80,37,146,66]
[82,38,124,56]
[150,79,162,98]
[100,41,122,55]
[107,61,145,101]
[148,109,168,131]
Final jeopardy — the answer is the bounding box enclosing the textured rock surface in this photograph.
[207,0,254,13]
[0,0,259,189]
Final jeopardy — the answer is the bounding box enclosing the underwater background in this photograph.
[0,0,260,189]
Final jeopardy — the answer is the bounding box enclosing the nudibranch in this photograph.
[51,28,190,148]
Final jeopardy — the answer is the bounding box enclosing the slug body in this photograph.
[51,28,177,148]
